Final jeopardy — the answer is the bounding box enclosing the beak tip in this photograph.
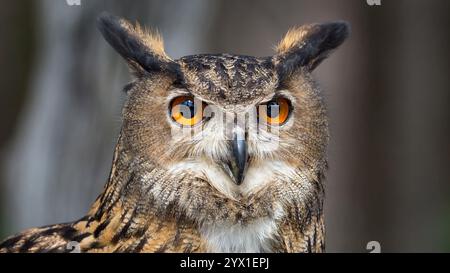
[229,137,248,186]
[235,173,245,186]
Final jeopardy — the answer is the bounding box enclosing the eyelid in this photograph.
[259,89,295,104]
[167,89,193,102]
[259,94,288,105]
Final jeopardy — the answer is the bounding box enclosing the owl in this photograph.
[0,12,349,253]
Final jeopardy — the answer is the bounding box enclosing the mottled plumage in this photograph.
[0,12,349,253]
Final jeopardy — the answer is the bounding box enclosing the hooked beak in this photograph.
[226,133,249,185]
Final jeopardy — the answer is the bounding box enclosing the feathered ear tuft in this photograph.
[274,21,350,80]
[276,25,317,55]
[97,12,180,78]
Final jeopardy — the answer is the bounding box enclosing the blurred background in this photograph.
[0,0,449,252]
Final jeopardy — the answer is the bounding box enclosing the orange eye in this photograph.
[170,96,206,126]
[259,97,291,126]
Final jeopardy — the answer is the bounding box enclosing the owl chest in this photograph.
[200,218,278,253]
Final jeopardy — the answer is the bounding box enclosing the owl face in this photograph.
[97,13,349,224]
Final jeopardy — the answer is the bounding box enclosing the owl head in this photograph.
[96,13,349,226]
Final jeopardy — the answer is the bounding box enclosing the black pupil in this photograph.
[267,101,280,118]
[180,99,196,118]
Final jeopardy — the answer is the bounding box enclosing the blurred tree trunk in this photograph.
[0,1,36,237]
[387,0,450,252]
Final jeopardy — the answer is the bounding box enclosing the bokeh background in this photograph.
[0,0,449,252]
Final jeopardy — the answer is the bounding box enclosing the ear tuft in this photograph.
[97,12,179,77]
[274,21,350,78]
[116,17,168,60]
[276,25,317,55]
